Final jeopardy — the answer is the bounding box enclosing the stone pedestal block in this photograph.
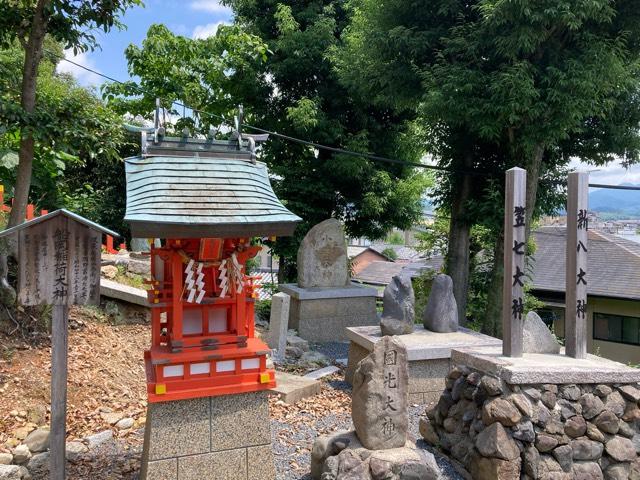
[346,325,502,404]
[279,284,377,342]
[140,392,275,480]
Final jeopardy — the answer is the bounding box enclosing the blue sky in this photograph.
[57,0,233,86]
[57,0,640,186]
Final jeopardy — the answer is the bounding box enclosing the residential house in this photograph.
[530,226,640,365]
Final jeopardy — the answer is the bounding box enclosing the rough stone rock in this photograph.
[523,387,542,401]
[523,311,561,354]
[368,447,440,480]
[618,385,640,403]
[632,460,640,480]
[0,465,26,480]
[595,385,613,397]
[451,377,466,402]
[24,428,49,453]
[352,336,408,450]
[573,461,604,480]
[100,411,123,426]
[85,430,113,449]
[581,394,605,420]
[558,399,581,420]
[595,411,620,435]
[311,430,354,479]
[533,402,551,427]
[335,450,368,478]
[436,391,454,418]
[565,415,587,438]
[65,441,88,462]
[482,398,522,427]
[623,404,640,422]
[26,452,48,476]
[541,391,557,409]
[571,438,604,461]
[560,385,582,402]
[543,384,559,394]
[297,219,349,288]
[523,446,540,478]
[287,334,310,352]
[512,421,536,443]
[422,274,458,333]
[480,376,503,397]
[475,422,520,460]
[100,265,118,279]
[443,417,460,434]
[467,372,482,386]
[510,393,533,417]
[605,463,631,480]
[469,453,521,480]
[587,423,606,443]
[11,446,30,465]
[536,433,559,452]
[633,434,640,454]
[13,427,31,441]
[379,275,415,336]
[127,258,150,275]
[553,444,573,472]
[115,417,134,430]
[539,454,564,478]
[419,417,439,445]
[0,454,11,466]
[605,436,637,462]
[605,391,627,418]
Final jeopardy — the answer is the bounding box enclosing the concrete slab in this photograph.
[304,366,340,380]
[279,283,377,300]
[271,371,321,404]
[100,278,149,307]
[452,348,640,384]
[346,325,502,361]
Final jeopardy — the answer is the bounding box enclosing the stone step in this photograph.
[271,371,321,404]
[303,365,340,381]
[100,279,149,307]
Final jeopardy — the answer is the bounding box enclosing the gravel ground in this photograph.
[312,341,350,362]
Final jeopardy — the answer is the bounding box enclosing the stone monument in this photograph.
[422,274,458,333]
[346,274,500,404]
[280,219,378,342]
[380,274,415,336]
[311,336,441,480]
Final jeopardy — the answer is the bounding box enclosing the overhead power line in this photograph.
[38,48,640,191]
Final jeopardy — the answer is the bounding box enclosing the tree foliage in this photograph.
[106,11,429,280]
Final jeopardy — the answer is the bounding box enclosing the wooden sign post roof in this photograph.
[0,209,118,480]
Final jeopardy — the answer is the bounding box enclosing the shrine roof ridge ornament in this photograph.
[0,208,120,239]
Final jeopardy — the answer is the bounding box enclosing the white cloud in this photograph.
[569,158,640,186]
[56,49,102,86]
[192,21,228,39]
[189,0,232,14]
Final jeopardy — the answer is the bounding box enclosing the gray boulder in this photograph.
[352,336,408,450]
[380,274,415,336]
[297,219,349,288]
[523,311,560,354]
[422,274,458,333]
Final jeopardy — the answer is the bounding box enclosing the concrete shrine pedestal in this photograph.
[345,325,501,404]
[140,391,275,480]
[279,284,378,342]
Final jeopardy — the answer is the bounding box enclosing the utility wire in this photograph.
[34,48,640,191]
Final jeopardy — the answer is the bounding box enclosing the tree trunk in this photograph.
[8,0,50,229]
[481,144,545,338]
[446,155,473,325]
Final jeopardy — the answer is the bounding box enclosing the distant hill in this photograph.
[589,184,640,219]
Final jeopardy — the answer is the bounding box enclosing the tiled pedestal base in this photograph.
[140,391,275,480]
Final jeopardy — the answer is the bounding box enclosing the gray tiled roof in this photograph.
[369,244,422,261]
[124,153,301,238]
[531,227,640,301]
[354,258,441,286]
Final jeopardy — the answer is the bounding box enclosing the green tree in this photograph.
[335,0,640,333]
[105,15,428,281]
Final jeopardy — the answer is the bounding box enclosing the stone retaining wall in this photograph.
[419,365,640,479]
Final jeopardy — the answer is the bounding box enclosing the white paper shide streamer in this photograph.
[219,253,244,298]
[184,259,206,304]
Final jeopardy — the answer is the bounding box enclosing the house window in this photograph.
[593,312,640,346]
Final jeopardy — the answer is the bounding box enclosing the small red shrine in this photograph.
[124,121,300,403]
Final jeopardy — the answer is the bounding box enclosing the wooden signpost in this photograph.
[503,167,527,357]
[0,210,118,480]
[565,171,589,359]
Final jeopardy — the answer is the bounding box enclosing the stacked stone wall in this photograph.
[419,365,640,479]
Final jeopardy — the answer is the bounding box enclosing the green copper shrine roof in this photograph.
[124,137,301,238]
